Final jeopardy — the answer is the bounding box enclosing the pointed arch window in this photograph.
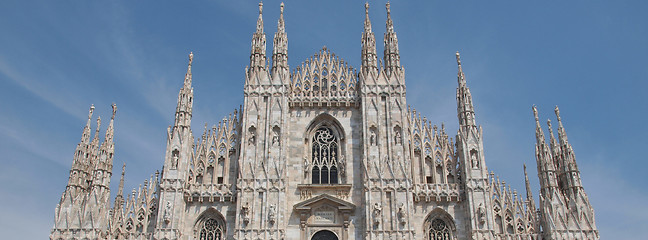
[198,218,223,240]
[427,219,451,240]
[311,126,339,184]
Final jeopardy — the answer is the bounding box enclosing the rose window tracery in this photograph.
[427,219,451,240]
[199,219,223,240]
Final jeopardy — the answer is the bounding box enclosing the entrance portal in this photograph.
[311,230,338,240]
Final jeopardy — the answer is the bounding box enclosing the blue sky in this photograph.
[1,0,646,239]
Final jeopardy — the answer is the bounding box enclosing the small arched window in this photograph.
[311,126,339,184]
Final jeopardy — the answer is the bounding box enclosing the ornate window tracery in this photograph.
[311,126,339,184]
[427,219,451,240]
[199,218,223,240]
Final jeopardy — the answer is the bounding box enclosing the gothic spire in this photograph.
[554,106,569,147]
[272,2,288,78]
[361,2,378,74]
[81,104,95,144]
[250,2,267,71]
[533,106,544,146]
[533,106,559,197]
[456,52,477,132]
[524,164,535,207]
[114,163,126,207]
[90,116,102,156]
[184,52,193,87]
[547,119,559,156]
[174,52,194,129]
[554,106,584,191]
[102,104,117,155]
[383,2,401,74]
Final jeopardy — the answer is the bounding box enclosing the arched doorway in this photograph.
[311,230,338,240]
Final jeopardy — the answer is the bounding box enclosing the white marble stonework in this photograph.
[51,3,599,240]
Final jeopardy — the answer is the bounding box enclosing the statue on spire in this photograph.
[111,103,117,120]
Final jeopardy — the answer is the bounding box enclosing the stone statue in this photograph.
[337,155,346,177]
[370,130,376,146]
[395,131,402,145]
[248,131,256,145]
[268,204,276,224]
[304,157,310,177]
[471,152,479,168]
[163,201,172,223]
[478,203,486,224]
[171,152,179,169]
[241,202,250,225]
[372,203,382,225]
[272,131,280,146]
[397,203,406,224]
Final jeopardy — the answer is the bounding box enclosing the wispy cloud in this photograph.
[0,56,85,120]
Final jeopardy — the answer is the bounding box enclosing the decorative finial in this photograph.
[259,2,263,14]
[386,2,391,14]
[456,51,461,65]
[280,2,284,14]
[111,103,117,120]
[547,119,552,128]
[365,2,369,14]
[532,105,539,122]
[189,52,194,65]
[122,162,126,176]
[554,105,561,121]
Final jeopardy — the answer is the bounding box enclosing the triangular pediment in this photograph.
[293,194,355,212]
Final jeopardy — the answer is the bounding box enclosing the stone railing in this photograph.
[413,183,462,202]
[289,92,359,107]
[184,183,235,202]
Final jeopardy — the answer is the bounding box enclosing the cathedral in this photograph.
[50,3,600,240]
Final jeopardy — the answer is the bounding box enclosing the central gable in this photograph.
[289,47,360,107]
